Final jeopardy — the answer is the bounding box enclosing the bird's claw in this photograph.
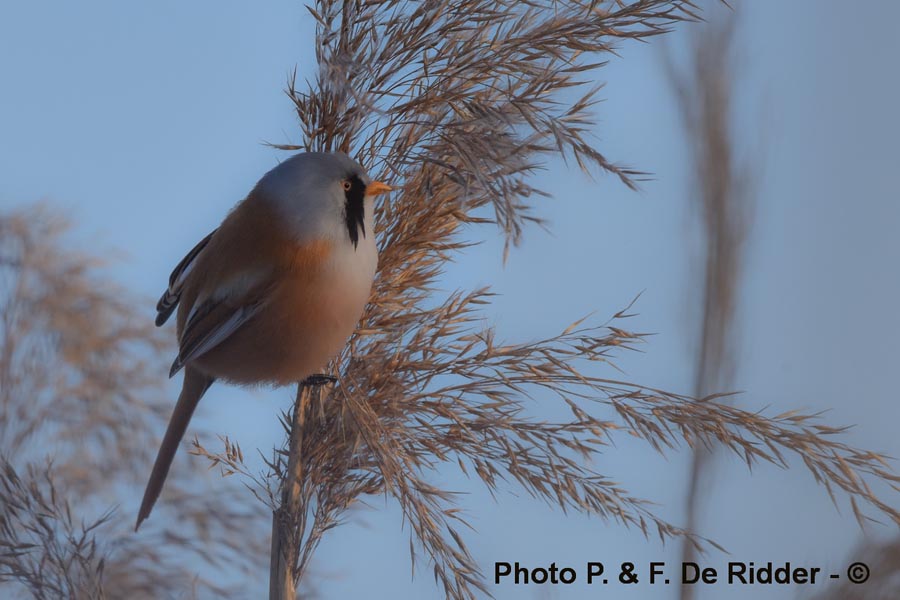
[302,373,337,386]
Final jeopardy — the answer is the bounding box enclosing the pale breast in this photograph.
[261,238,376,384]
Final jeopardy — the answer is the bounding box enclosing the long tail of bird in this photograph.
[135,367,213,531]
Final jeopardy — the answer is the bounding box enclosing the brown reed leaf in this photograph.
[664,6,755,599]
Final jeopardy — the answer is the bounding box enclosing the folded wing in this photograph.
[155,229,218,326]
[168,273,275,378]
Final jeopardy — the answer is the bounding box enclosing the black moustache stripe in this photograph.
[344,175,367,249]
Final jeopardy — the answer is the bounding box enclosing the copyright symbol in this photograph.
[847,562,870,584]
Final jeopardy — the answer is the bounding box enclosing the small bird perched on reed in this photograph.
[135,152,391,530]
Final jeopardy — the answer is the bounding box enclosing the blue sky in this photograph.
[2,1,899,598]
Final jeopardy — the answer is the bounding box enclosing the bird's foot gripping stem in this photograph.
[302,373,337,386]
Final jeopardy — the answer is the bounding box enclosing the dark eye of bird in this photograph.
[343,174,367,249]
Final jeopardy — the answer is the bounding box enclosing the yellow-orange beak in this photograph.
[365,181,393,196]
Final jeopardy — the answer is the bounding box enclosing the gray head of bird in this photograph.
[256,151,392,248]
